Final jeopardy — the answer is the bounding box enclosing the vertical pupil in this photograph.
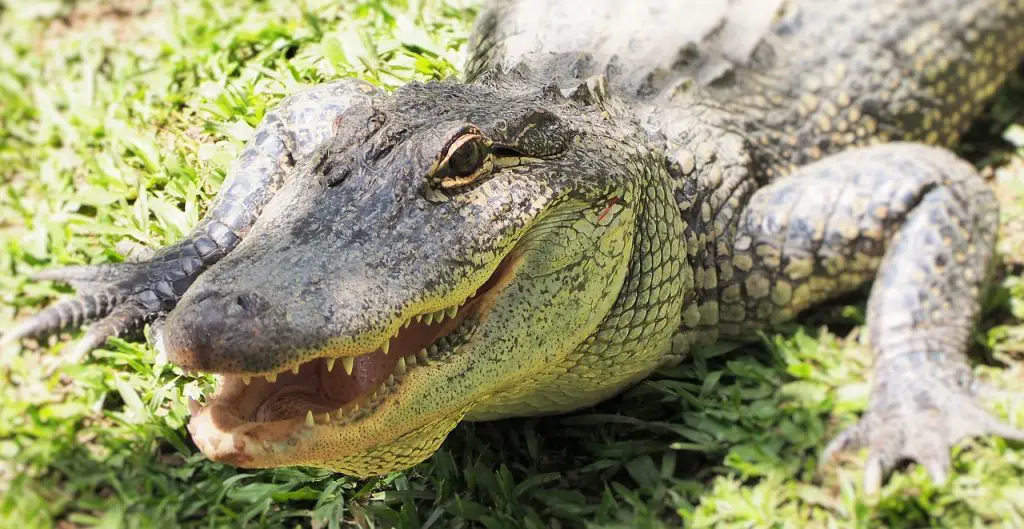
[450,141,481,175]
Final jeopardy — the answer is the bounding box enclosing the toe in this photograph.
[823,420,867,463]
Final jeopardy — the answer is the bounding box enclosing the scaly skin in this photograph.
[5,0,1024,490]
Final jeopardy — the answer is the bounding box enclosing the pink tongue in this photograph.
[254,388,334,422]
[321,349,395,403]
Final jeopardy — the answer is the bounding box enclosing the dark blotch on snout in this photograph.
[164,287,297,373]
[235,292,271,316]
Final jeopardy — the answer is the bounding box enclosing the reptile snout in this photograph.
[163,286,292,373]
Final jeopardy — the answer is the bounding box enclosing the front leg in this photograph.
[4,79,380,358]
[719,143,1023,492]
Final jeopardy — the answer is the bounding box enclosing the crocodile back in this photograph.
[467,0,1023,105]
[466,0,1024,176]
[464,0,784,96]
[731,0,1024,170]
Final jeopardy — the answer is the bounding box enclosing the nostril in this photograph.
[235,292,270,315]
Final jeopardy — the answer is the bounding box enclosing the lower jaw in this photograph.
[185,311,481,456]
[188,399,468,476]
[184,246,523,460]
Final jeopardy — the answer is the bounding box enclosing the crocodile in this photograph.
[6,0,1024,492]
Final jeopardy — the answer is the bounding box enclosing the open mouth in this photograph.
[185,254,518,452]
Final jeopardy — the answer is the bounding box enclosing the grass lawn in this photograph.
[1,1,1023,527]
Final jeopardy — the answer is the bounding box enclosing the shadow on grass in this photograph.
[8,278,1022,528]
[5,323,840,528]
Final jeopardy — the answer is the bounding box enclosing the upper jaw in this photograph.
[160,233,485,374]
[178,246,523,467]
[183,297,483,466]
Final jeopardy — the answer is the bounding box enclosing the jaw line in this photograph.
[182,250,524,464]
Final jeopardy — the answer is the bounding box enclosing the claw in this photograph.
[187,397,202,415]
[150,317,169,364]
[922,454,950,485]
[863,456,884,496]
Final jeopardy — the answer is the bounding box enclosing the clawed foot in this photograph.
[822,374,1024,495]
[2,244,208,362]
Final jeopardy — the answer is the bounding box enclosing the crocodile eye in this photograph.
[447,138,483,175]
[434,134,493,189]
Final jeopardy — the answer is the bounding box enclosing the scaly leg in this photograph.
[3,79,380,360]
[719,143,1024,492]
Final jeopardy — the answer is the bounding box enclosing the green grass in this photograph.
[1,1,1023,527]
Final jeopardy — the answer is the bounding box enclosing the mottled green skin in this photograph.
[462,1,1024,488]
[6,0,1024,484]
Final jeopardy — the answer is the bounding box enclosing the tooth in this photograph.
[292,365,300,375]
[406,354,417,367]
[446,306,457,319]
[387,374,395,385]
[305,410,315,426]
[325,358,336,372]
[266,373,278,383]
[428,344,438,355]
[379,383,387,395]
[321,413,331,423]
[241,375,251,385]
[382,341,390,355]
[335,408,347,420]
[342,356,354,376]
[188,397,201,415]
[414,314,422,323]
[424,312,434,325]
[395,357,406,374]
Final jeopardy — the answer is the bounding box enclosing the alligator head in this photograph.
[164,74,682,475]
